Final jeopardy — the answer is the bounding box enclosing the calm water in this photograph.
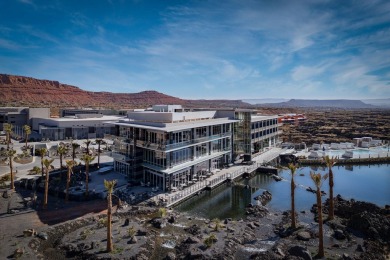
[175,164,390,220]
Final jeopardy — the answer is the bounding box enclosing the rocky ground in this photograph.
[259,108,390,145]
[1,183,389,260]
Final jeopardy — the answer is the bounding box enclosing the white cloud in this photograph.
[291,65,325,81]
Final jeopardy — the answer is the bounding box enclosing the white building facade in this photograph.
[110,105,281,191]
[111,106,236,191]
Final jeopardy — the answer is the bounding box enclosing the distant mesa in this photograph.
[255,98,377,109]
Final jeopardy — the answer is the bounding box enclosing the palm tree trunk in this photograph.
[9,157,14,190]
[66,171,70,202]
[291,177,296,229]
[328,169,334,220]
[85,163,89,197]
[6,133,10,150]
[97,143,101,169]
[317,188,325,257]
[107,193,113,252]
[41,160,44,176]
[44,169,49,208]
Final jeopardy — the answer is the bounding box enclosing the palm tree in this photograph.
[80,154,95,197]
[3,123,13,150]
[323,155,337,220]
[310,171,329,258]
[7,149,17,190]
[95,138,105,168]
[23,125,31,149]
[65,160,75,202]
[71,142,80,163]
[287,163,298,229]
[84,139,92,155]
[42,158,55,209]
[37,147,48,176]
[57,144,68,170]
[104,179,117,253]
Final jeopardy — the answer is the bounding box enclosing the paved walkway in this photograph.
[0,139,114,179]
[164,147,285,207]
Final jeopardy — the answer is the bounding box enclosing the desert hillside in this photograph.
[0,74,251,111]
[0,74,185,109]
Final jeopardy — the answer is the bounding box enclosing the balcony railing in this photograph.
[136,132,232,151]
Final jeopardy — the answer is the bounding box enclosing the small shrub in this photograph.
[204,234,217,248]
[79,228,94,240]
[212,218,222,231]
[127,226,136,238]
[97,217,108,228]
[0,174,11,182]
[158,208,167,218]
[111,246,124,254]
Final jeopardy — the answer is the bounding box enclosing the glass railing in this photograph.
[139,132,232,151]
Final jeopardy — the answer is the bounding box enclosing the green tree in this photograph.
[23,125,31,149]
[3,123,13,150]
[95,138,105,168]
[42,158,55,209]
[287,163,298,229]
[310,171,329,258]
[323,155,337,220]
[65,160,75,202]
[37,147,48,176]
[57,144,68,170]
[7,149,17,190]
[104,179,117,252]
[80,154,95,197]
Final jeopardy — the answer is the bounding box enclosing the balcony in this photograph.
[136,132,232,151]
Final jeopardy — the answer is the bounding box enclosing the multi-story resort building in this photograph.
[110,105,281,191]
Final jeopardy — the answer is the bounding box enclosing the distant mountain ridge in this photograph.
[1,74,387,110]
[256,99,376,108]
[242,98,288,104]
[362,98,390,107]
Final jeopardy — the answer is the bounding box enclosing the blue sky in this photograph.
[0,0,389,100]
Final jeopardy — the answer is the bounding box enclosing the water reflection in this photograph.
[175,164,390,220]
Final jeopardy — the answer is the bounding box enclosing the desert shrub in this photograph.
[0,174,11,182]
[111,246,124,254]
[212,218,222,231]
[127,226,136,238]
[158,207,167,218]
[79,228,94,240]
[204,234,217,248]
[97,217,108,228]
